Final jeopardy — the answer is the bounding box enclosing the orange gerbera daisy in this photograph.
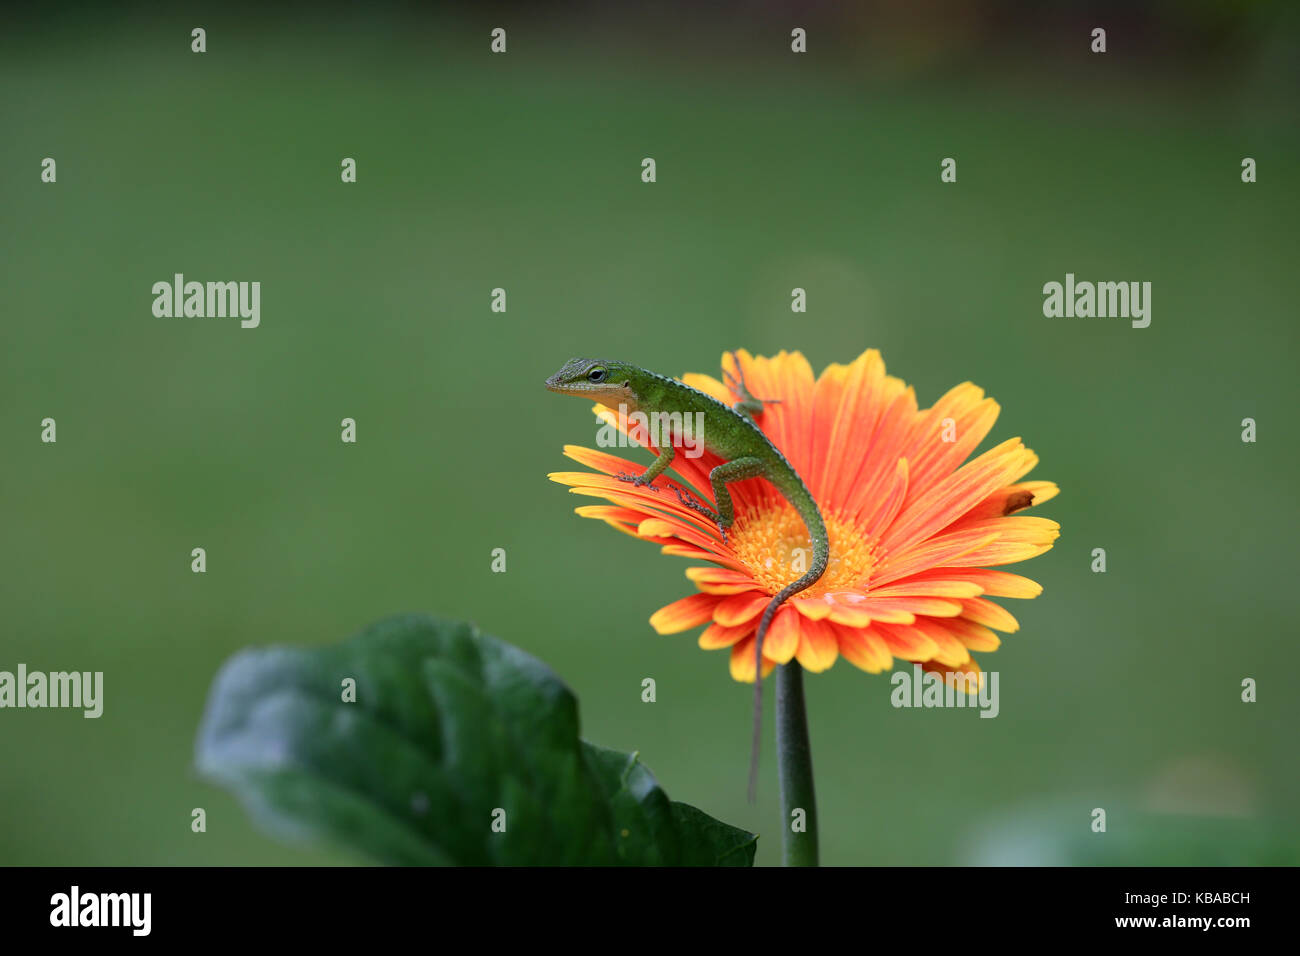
[548,349,1058,688]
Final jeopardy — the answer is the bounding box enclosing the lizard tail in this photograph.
[747,555,828,802]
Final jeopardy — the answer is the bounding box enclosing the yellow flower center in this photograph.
[730,504,878,598]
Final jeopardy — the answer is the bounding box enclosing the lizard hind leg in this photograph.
[672,484,720,524]
[699,456,766,545]
[671,484,733,546]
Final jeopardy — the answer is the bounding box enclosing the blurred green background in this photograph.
[2,2,1297,865]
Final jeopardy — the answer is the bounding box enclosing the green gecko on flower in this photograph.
[545,354,830,799]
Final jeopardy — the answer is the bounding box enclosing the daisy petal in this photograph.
[910,617,973,667]
[685,566,757,595]
[713,591,772,627]
[921,658,984,692]
[649,592,721,634]
[699,621,753,649]
[730,635,777,682]
[859,595,964,619]
[934,568,1043,599]
[943,617,1002,651]
[795,618,840,672]
[874,622,940,662]
[760,605,801,664]
[871,531,1000,587]
[833,623,892,673]
[883,438,1036,556]
[958,597,1021,633]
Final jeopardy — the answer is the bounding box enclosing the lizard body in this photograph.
[546,356,830,798]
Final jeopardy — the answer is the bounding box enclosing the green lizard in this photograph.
[545,355,830,799]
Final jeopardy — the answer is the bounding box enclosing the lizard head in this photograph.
[545,358,639,409]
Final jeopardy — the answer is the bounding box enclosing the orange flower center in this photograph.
[730,504,878,598]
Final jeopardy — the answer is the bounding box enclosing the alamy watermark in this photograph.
[1042,273,1150,328]
[596,403,706,458]
[891,663,999,718]
[152,274,260,328]
[50,886,150,936]
[0,664,103,717]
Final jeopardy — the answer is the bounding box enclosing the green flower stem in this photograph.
[775,661,819,866]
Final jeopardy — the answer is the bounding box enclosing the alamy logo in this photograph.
[152,274,260,328]
[1042,273,1150,328]
[890,664,999,718]
[597,403,706,458]
[50,886,150,936]
[0,664,103,717]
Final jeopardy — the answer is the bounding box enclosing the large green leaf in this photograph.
[195,613,756,866]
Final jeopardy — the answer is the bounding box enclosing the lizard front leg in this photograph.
[616,444,674,491]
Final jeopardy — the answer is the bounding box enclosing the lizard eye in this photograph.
[587,367,607,383]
